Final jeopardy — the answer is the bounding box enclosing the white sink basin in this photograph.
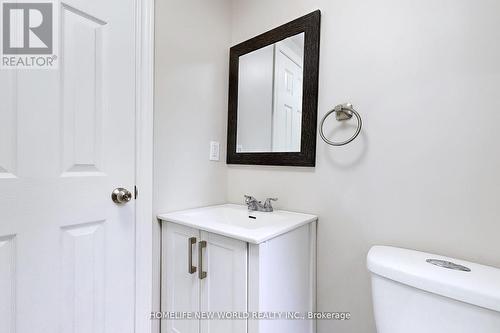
[158,204,317,244]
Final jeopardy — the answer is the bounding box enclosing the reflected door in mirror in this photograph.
[237,33,304,153]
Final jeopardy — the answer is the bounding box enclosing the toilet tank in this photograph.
[367,246,500,333]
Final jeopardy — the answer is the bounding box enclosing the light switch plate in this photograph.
[209,141,220,161]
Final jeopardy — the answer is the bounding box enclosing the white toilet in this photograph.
[367,246,500,333]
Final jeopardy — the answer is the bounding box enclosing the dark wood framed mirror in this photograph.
[227,10,321,167]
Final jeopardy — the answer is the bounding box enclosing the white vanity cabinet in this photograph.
[159,204,317,333]
[162,222,248,333]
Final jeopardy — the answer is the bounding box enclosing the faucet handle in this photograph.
[244,195,260,211]
[245,195,260,207]
[263,197,278,209]
[244,195,256,202]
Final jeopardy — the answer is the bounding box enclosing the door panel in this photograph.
[272,42,303,152]
[61,3,107,176]
[0,235,15,333]
[0,72,16,178]
[60,221,106,333]
[200,232,247,333]
[162,223,200,333]
[0,0,137,331]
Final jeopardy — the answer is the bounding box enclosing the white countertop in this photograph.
[158,204,317,244]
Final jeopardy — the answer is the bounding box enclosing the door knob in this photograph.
[112,188,133,204]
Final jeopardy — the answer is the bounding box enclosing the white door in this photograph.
[272,42,303,152]
[0,0,137,331]
[200,231,247,333]
[162,222,200,333]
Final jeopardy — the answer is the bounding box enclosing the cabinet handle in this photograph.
[188,237,197,274]
[198,240,207,280]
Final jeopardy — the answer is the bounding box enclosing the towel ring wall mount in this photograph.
[320,103,362,146]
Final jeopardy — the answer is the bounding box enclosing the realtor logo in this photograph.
[1,1,58,69]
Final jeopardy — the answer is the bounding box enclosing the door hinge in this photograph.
[134,185,138,199]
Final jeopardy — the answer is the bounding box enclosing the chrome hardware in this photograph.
[244,195,278,212]
[426,259,471,272]
[245,195,259,211]
[334,103,354,121]
[320,103,362,146]
[188,237,197,274]
[198,241,207,280]
[263,198,278,211]
[111,187,133,204]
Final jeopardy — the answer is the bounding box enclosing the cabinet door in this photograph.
[162,222,200,333]
[200,232,247,333]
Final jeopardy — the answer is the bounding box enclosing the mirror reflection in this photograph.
[236,33,305,153]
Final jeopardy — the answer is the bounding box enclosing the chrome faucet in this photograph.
[244,195,278,212]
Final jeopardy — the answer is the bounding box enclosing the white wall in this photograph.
[155,1,500,332]
[228,1,500,332]
[154,0,231,212]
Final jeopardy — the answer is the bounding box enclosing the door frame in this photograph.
[134,0,154,331]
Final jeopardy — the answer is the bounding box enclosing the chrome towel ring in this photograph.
[320,103,362,146]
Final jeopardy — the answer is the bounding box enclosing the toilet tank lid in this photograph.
[367,246,500,312]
